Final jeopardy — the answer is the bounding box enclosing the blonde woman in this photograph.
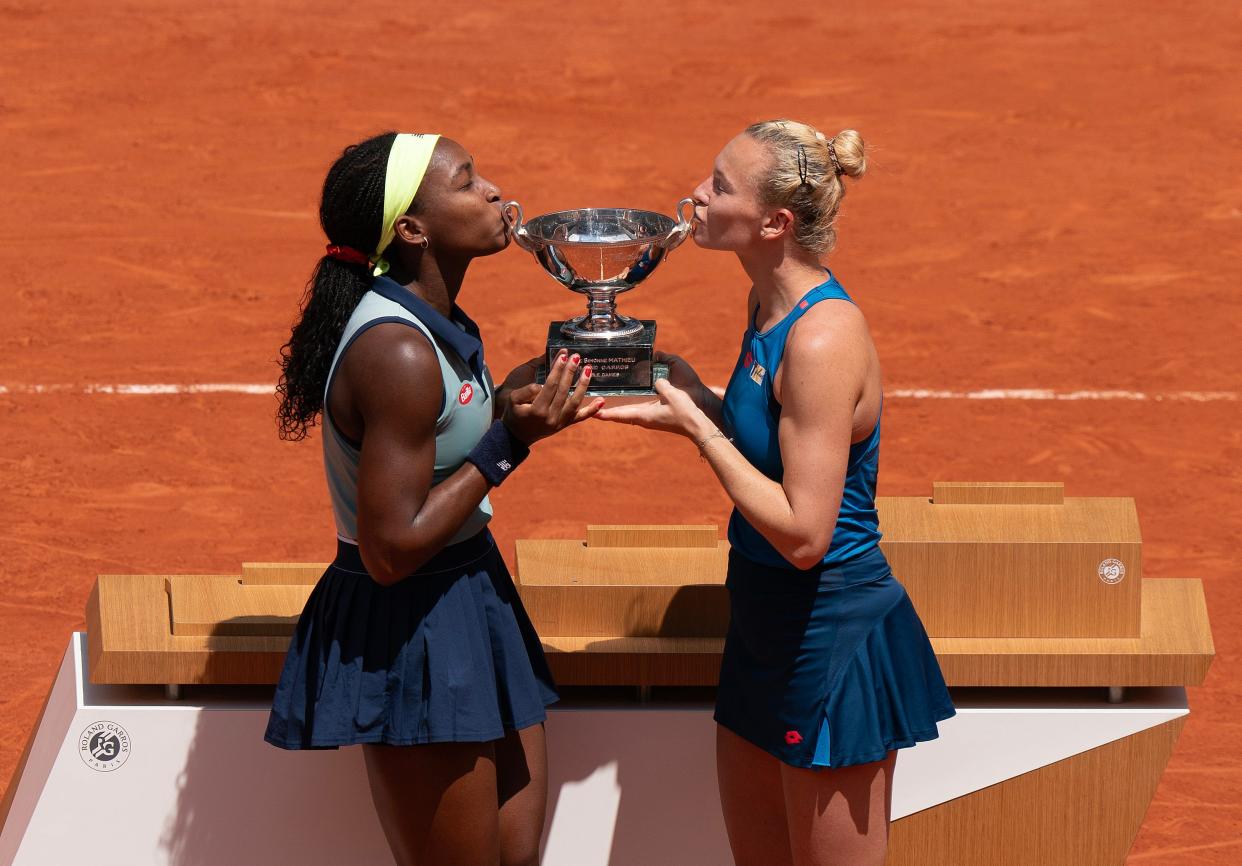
[598,120,955,865]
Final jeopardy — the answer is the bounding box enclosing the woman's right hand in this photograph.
[655,350,721,412]
[502,349,604,445]
[656,349,700,387]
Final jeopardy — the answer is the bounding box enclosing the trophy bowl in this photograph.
[503,199,695,341]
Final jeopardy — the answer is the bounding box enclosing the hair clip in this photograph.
[796,144,810,187]
[827,138,843,177]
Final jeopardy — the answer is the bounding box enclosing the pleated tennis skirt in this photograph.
[715,544,956,769]
[264,529,559,750]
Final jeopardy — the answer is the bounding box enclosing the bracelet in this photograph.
[695,430,731,459]
[465,420,531,486]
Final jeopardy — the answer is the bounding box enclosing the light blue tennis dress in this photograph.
[264,276,558,749]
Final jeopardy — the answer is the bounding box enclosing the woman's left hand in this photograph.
[594,377,713,439]
[495,356,544,419]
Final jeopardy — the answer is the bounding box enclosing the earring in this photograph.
[419,237,429,249]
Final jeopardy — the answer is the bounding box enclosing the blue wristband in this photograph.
[465,420,531,486]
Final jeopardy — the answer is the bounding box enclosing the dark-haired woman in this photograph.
[597,121,956,865]
[265,132,602,866]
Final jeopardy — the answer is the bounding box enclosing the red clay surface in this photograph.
[3,1,1239,860]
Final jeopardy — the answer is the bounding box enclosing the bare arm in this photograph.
[345,330,598,585]
[346,325,494,584]
[700,315,862,568]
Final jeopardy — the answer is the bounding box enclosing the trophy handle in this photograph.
[664,197,696,251]
[502,200,536,251]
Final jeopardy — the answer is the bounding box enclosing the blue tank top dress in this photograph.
[264,277,558,750]
[714,271,956,769]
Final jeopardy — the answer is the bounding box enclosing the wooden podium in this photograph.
[1,482,1215,865]
[512,482,1211,864]
[517,483,1201,688]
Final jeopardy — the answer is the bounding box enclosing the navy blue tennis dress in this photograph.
[714,271,955,769]
[264,276,559,750]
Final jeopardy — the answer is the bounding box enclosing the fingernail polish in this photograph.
[583,365,592,377]
[571,354,581,365]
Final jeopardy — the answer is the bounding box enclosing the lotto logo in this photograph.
[458,383,474,405]
[743,351,753,368]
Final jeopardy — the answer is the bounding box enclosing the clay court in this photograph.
[2,0,1239,861]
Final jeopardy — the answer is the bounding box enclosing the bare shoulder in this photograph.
[778,294,882,435]
[337,322,442,427]
[345,321,437,373]
[785,298,870,364]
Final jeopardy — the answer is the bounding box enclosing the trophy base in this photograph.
[538,320,667,405]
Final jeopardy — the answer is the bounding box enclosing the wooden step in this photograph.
[164,575,311,637]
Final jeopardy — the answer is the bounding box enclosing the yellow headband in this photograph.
[373,132,441,276]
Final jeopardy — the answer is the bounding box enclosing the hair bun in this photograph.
[831,129,866,179]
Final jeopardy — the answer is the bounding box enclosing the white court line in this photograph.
[0,383,274,395]
[0,384,1236,401]
[886,388,1238,402]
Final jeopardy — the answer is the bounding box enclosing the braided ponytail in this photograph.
[276,132,396,441]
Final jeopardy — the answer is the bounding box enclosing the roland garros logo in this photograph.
[79,720,131,772]
[1098,558,1126,585]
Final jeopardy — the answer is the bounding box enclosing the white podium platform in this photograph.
[1,633,1188,866]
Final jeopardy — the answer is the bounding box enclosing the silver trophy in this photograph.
[502,198,694,397]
